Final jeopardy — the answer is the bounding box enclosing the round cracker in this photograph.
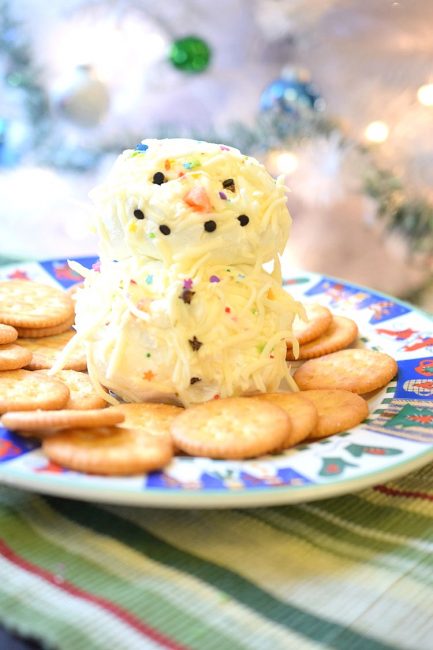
[252,392,318,448]
[287,316,358,360]
[0,344,32,371]
[288,303,332,347]
[1,407,124,435]
[294,348,398,394]
[0,369,70,413]
[113,402,183,440]
[37,369,106,410]
[42,426,173,476]
[0,280,74,328]
[171,397,291,460]
[0,324,18,344]
[19,331,86,371]
[15,316,75,339]
[300,389,369,438]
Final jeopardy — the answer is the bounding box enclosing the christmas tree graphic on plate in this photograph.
[385,404,433,432]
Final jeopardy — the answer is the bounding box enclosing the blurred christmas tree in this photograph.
[0,0,432,305]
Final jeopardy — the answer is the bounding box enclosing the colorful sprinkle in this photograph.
[257,343,265,354]
[209,275,220,283]
[143,370,155,381]
[251,308,258,315]
[148,232,156,239]
[92,260,101,272]
[225,307,231,313]
[129,279,137,285]
[219,191,227,200]
[183,160,201,170]
[183,278,193,290]
[220,145,230,151]
[189,336,203,351]
[145,275,153,285]
[146,353,151,358]
[135,143,148,152]
[267,288,276,300]
[164,159,171,170]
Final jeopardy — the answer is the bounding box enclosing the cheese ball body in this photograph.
[74,259,301,406]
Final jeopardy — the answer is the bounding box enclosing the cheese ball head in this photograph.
[90,139,291,266]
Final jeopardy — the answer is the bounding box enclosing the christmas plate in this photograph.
[1,257,433,508]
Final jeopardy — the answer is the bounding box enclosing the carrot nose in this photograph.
[183,186,212,212]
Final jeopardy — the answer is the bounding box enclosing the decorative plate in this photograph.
[1,257,433,508]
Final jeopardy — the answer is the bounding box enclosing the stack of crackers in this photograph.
[0,279,398,476]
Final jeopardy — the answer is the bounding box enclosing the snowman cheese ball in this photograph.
[72,139,303,406]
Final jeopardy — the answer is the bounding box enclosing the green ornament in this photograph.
[169,36,211,73]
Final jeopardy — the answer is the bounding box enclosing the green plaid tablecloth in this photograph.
[1,463,433,650]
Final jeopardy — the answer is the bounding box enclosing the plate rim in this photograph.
[2,445,433,508]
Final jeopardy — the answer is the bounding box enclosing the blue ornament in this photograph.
[260,68,324,115]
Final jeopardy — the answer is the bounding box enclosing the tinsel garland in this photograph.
[1,1,433,256]
[364,168,433,256]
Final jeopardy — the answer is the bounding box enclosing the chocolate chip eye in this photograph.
[152,171,166,185]
[133,209,145,220]
[222,178,235,192]
[238,214,249,227]
[204,220,217,232]
[159,224,171,236]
